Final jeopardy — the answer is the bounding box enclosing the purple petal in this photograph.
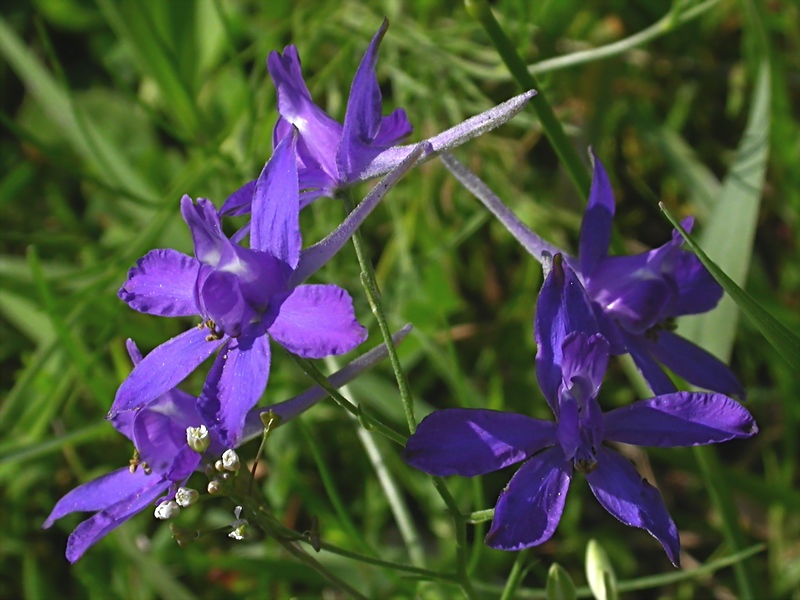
[291,143,428,286]
[586,254,678,334]
[43,467,155,528]
[485,447,572,550]
[268,285,366,358]
[560,332,609,402]
[133,400,203,476]
[535,255,600,413]
[109,326,224,416]
[64,474,171,563]
[198,269,252,337]
[604,391,757,447]
[647,331,745,398]
[355,90,537,183]
[579,151,615,277]
[201,329,271,447]
[337,19,413,181]
[241,324,413,442]
[118,249,200,317]
[220,180,256,216]
[403,409,557,477]
[587,448,680,567]
[440,153,563,261]
[251,131,301,267]
[268,45,342,181]
[180,196,225,266]
[620,330,678,395]
[666,249,723,318]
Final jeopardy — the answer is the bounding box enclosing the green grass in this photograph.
[1,0,798,598]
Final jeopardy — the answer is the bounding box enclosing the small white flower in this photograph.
[229,507,249,541]
[214,459,225,472]
[207,480,222,494]
[174,487,199,508]
[186,425,210,453]
[222,449,240,472]
[154,500,181,520]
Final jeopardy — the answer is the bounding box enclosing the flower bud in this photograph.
[186,425,210,453]
[214,459,225,472]
[154,500,181,520]
[207,479,223,494]
[175,487,199,508]
[222,449,240,472]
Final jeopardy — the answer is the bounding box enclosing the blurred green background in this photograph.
[1,0,798,597]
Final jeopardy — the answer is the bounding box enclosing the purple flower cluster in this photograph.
[44,20,536,562]
[405,157,759,563]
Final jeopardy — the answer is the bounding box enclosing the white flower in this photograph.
[154,500,180,520]
[186,425,210,453]
[174,487,199,507]
[222,449,240,472]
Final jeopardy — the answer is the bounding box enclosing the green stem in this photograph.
[693,446,758,600]
[464,0,592,200]
[431,477,478,599]
[337,189,417,434]
[288,354,408,446]
[466,508,495,524]
[500,549,530,600]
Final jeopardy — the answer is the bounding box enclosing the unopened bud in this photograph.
[229,506,249,540]
[214,459,225,472]
[169,524,200,548]
[154,500,181,520]
[222,449,240,472]
[186,425,210,453]
[207,479,223,494]
[175,487,199,507]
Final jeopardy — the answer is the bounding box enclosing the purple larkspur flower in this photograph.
[221,19,536,213]
[441,151,744,398]
[44,326,412,562]
[403,256,756,565]
[112,133,424,447]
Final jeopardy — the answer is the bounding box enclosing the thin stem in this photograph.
[693,446,758,600]
[527,0,720,77]
[500,549,530,600]
[467,508,495,524]
[288,354,408,446]
[337,188,418,434]
[464,0,592,200]
[431,477,478,599]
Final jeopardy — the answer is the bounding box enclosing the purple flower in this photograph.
[403,256,756,565]
[44,326,412,562]
[111,133,423,447]
[221,19,536,213]
[440,151,744,398]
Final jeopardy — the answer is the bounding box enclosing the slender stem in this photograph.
[288,354,408,446]
[693,446,758,600]
[464,0,592,200]
[431,477,478,599]
[500,549,530,600]
[467,508,495,524]
[337,188,418,434]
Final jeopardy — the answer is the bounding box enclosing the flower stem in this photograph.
[464,0,592,200]
[431,477,479,599]
[288,354,408,446]
[337,188,418,434]
[500,549,530,600]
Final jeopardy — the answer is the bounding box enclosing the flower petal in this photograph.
[619,330,678,395]
[220,180,256,216]
[354,90,537,183]
[268,285,367,358]
[647,331,745,398]
[251,131,301,267]
[665,247,723,317]
[268,45,342,181]
[181,196,225,266]
[109,327,224,416]
[337,19,412,181]
[43,467,155,528]
[560,332,609,402]
[604,391,757,447]
[118,249,200,317]
[403,408,557,477]
[485,447,572,550]
[535,255,600,413]
[579,151,615,277]
[587,448,680,567]
[64,474,171,563]
[201,329,271,447]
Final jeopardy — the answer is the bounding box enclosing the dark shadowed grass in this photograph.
[1,0,798,597]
